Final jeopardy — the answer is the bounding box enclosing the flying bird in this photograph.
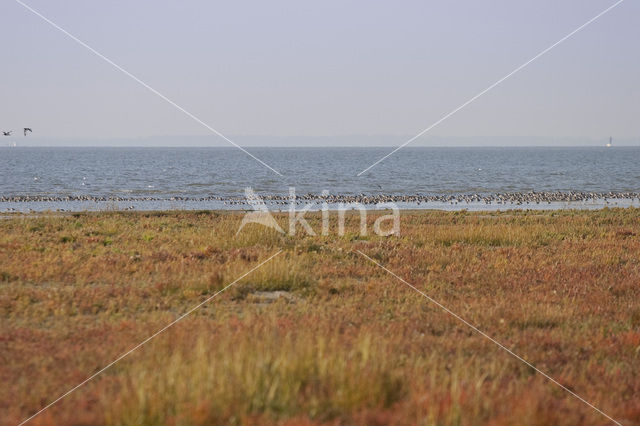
[2,131,12,136]
[24,128,32,136]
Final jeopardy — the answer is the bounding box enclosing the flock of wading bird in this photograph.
[2,191,640,206]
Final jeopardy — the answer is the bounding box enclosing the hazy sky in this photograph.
[1,0,638,144]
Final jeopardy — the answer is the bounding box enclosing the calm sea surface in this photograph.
[1,147,639,211]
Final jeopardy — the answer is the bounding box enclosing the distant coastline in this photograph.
[5,135,640,148]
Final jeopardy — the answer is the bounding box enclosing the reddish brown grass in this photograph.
[0,209,639,425]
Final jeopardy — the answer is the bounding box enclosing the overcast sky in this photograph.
[1,0,638,145]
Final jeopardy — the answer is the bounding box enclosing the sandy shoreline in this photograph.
[3,190,640,212]
[3,190,640,203]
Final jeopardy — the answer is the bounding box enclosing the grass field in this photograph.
[1,209,639,425]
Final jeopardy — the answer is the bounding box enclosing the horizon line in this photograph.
[3,144,639,148]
